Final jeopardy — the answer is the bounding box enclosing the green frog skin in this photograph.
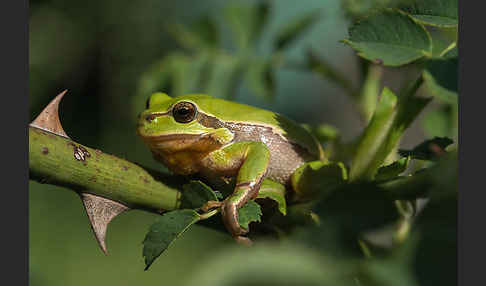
[137,92,326,242]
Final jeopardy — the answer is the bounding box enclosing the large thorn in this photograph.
[80,193,129,255]
[30,90,69,138]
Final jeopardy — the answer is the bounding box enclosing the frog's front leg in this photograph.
[203,141,270,240]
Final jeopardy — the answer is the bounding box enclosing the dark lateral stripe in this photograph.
[145,111,170,122]
[152,111,170,117]
[197,111,316,159]
[197,112,284,141]
[197,112,226,129]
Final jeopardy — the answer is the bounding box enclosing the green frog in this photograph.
[137,92,331,243]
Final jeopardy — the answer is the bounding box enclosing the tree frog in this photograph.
[137,92,329,243]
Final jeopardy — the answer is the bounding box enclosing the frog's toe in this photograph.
[233,225,249,236]
[221,201,248,237]
[234,235,253,246]
[201,200,223,212]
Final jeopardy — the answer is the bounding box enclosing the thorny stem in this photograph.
[29,126,183,213]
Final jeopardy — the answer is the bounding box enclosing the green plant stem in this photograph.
[199,209,219,220]
[358,64,383,123]
[29,126,182,212]
[349,76,430,182]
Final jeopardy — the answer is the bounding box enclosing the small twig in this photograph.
[199,208,220,220]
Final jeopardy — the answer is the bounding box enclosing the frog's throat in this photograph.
[142,132,219,153]
[143,133,204,143]
[146,133,225,175]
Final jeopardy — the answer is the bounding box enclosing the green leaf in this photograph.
[237,200,262,230]
[341,0,404,20]
[184,244,351,286]
[442,46,457,58]
[137,53,211,99]
[274,11,320,50]
[398,137,453,160]
[252,1,271,43]
[349,80,431,181]
[291,161,348,202]
[423,105,455,137]
[306,124,340,145]
[167,17,219,51]
[343,9,432,66]
[422,71,457,105]
[306,50,355,96]
[378,153,457,282]
[423,58,458,104]
[214,191,223,200]
[224,2,270,50]
[399,0,458,28]
[359,238,419,286]
[181,180,220,209]
[376,157,411,181]
[379,151,457,200]
[257,179,287,215]
[190,16,220,48]
[408,154,457,285]
[428,28,457,58]
[426,58,457,92]
[136,56,175,98]
[428,29,457,59]
[245,60,275,99]
[169,54,213,96]
[413,195,457,285]
[311,182,400,256]
[143,210,201,270]
[205,54,243,99]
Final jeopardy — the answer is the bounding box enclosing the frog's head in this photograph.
[137,92,234,155]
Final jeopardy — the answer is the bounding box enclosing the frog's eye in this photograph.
[172,101,197,123]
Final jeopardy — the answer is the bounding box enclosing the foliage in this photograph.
[237,201,263,230]
[136,0,457,284]
[398,137,454,160]
[143,209,200,270]
[143,180,270,270]
[30,0,458,285]
[134,0,321,108]
[343,9,433,66]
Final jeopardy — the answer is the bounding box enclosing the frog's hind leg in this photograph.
[208,142,270,240]
[290,161,348,202]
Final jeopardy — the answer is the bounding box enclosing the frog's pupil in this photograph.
[173,102,196,123]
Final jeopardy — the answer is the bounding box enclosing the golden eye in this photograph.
[172,102,197,123]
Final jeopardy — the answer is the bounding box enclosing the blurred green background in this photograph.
[29,0,436,285]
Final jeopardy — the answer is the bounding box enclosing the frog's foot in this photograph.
[234,235,253,246]
[200,200,223,212]
[221,200,249,237]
